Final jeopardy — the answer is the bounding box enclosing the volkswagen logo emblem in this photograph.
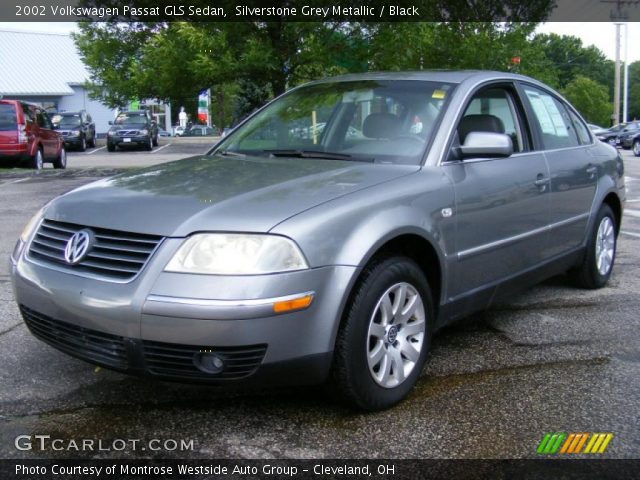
[64,230,92,264]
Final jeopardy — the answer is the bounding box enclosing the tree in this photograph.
[627,61,640,121]
[73,1,557,123]
[562,76,611,126]
[530,33,614,94]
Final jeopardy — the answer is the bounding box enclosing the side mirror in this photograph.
[459,132,513,159]
[108,120,113,125]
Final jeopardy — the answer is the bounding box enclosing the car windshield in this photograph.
[214,80,455,165]
[114,113,147,126]
[58,115,82,127]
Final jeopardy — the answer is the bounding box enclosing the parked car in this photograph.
[11,72,624,410]
[172,125,186,137]
[0,99,66,169]
[182,125,216,137]
[588,123,606,134]
[158,128,171,137]
[616,122,640,149]
[107,110,158,151]
[51,110,96,152]
[596,123,631,146]
[625,129,640,156]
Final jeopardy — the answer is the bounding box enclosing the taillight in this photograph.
[18,124,27,144]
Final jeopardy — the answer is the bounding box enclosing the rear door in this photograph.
[520,84,597,257]
[446,83,551,297]
[36,109,58,158]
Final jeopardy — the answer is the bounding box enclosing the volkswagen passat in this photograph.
[11,72,625,410]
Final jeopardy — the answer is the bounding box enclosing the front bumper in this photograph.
[11,237,357,386]
[108,136,149,146]
[63,137,83,147]
[620,138,634,148]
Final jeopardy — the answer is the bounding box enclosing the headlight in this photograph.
[69,130,81,137]
[165,234,309,275]
[20,207,44,243]
[107,130,116,136]
[139,129,149,135]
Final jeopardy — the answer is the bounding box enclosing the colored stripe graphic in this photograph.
[539,432,613,455]
[537,433,566,454]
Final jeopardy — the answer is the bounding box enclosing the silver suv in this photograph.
[11,71,625,410]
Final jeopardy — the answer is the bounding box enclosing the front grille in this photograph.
[143,340,268,381]
[116,129,140,136]
[20,305,128,370]
[28,219,163,281]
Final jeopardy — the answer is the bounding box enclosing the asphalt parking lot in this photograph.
[0,149,638,460]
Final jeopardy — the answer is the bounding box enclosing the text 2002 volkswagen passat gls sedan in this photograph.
[11,72,625,410]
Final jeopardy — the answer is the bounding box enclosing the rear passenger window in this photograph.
[568,109,592,145]
[22,104,33,123]
[36,110,53,129]
[523,86,579,149]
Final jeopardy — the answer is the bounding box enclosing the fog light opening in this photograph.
[194,351,225,374]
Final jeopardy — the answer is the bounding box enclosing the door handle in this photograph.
[586,165,598,176]
[534,176,550,187]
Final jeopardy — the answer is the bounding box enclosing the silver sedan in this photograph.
[11,71,625,410]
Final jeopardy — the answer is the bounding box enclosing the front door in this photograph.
[445,85,551,299]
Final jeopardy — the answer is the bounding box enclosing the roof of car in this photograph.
[307,70,544,86]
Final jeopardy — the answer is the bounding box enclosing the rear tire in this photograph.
[53,147,66,169]
[633,140,640,157]
[571,204,617,289]
[331,256,433,411]
[30,148,44,170]
[88,135,96,148]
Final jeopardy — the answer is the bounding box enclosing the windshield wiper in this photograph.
[217,150,246,158]
[265,149,373,162]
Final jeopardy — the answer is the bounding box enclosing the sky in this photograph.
[0,21,638,64]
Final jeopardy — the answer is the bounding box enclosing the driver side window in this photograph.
[458,87,525,153]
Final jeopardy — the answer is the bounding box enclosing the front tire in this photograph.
[79,136,86,152]
[107,142,116,152]
[633,140,640,157]
[331,256,433,411]
[152,134,159,147]
[145,136,153,151]
[571,204,617,289]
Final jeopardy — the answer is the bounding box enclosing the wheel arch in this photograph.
[602,191,622,234]
[332,229,446,351]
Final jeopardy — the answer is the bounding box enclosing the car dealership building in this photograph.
[0,29,175,136]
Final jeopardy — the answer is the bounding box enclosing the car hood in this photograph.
[46,155,418,237]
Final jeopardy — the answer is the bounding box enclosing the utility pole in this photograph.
[623,23,629,123]
[613,22,622,126]
[602,1,640,125]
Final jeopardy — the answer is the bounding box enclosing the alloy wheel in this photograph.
[367,282,426,389]
[35,149,43,169]
[595,216,615,276]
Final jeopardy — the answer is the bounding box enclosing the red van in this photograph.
[0,100,66,169]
